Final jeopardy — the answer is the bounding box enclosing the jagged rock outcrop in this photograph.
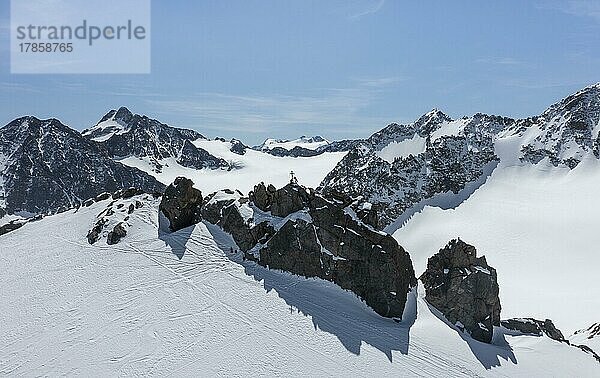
[202,189,275,251]
[249,182,276,212]
[249,182,311,217]
[501,318,565,341]
[0,116,165,216]
[421,239,501,343]
[203,181,417,318]
[229,139,248,155]
[251,183,417,318]
[159,177,203,232]
[86,189,150,245]
[259,188,416,317]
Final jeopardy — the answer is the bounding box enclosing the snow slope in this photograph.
[118,138,346,195]
[376,135,427,163]
[393,158,600,335]
[0,198,597,376]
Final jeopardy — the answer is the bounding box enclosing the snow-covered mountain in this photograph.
[83,107,230,172]
[320,83,600,231]
[257,135,330,151]
[254,135,361,157]
[0,116,164,215]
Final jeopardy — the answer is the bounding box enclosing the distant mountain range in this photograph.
[1,83,599,222]
[320,83,600,231]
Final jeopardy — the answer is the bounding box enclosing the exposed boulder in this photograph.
[87,219,106,244]
[501,318,565,341]
[159,177,203,231]
[106,223,127,245]
[420,239,501,343]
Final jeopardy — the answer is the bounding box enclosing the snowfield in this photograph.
[0,197,597,376]
[118,139,346,194]
[394,157,600,335]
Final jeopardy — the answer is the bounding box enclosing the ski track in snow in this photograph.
[0,200,597,376]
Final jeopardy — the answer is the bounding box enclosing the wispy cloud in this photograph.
[0,82,44,93]
[353,76,407,87]
[475,57,523,66]
[145,81,398,136]
[537,0,600,22]
[348,0,385,20]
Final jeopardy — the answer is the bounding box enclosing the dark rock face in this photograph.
[421,239,501,343]
[270,184,311,217]
[229,139,248,155]
[249,183,276,212]
[266,146,322,157]
[0,116,165,215]
[0,220,25,237]
[201,189,275,252]
[204,181,416,318]
[249,182,311,217]
[256,184,417,318]
[177,140,229,170]
[160,177,203,232]
[320,112,505,230]
[87,219,106,244]
[106,223,127,245]
[501,318,565,341]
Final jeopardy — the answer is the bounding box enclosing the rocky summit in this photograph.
[159,177,203,232]
[420,239,501,343]
[82,107,230,172]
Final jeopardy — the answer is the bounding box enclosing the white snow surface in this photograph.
[118,139,345,195]
[0,200,597,376]
[394,158,600,335]
[430,119,467,141]
[376,135,427,163]
[570,323,600,352]
[82,119,129,142]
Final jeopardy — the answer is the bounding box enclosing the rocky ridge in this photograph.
[83,107,230,172]
[0,116,165,215]
[319,84,600,231]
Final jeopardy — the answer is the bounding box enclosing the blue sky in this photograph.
[1,0,599,144]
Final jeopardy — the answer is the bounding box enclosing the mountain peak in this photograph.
[417,108,452,124]
[99,106,134,124]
